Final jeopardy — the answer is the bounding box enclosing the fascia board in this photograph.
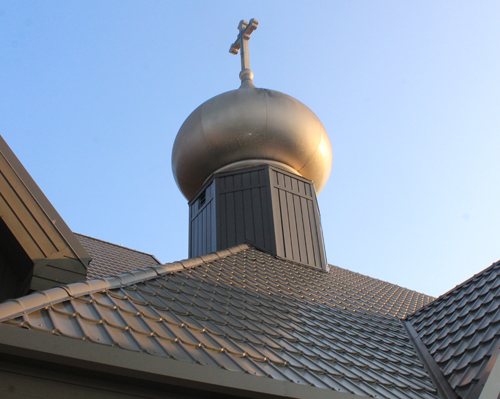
[0,324,366,399]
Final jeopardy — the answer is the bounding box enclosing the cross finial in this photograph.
[229,18,259,89]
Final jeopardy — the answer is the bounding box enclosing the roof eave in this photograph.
[0,323,367,399]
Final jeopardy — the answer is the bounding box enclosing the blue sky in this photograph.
[1,1,499,297]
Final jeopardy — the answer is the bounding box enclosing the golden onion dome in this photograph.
[172,18,332,201]
[172,87,332,201]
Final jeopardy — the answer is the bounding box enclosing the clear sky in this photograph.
[1,1,499,297]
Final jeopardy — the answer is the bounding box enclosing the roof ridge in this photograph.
[406,259,500,320]
[0,244,250,323]
[74,232,162,263]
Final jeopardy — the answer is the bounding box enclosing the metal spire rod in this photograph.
[229,18,259,88]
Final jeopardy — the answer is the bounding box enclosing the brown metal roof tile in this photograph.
[0,245,439,398]
[75,233,161,279]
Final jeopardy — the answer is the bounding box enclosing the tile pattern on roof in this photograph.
[75,233,160,279]
[328,265,434,319]
[408,260,500,398]
[3,247,438,398]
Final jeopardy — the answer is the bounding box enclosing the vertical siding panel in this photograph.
[234,173,242,188]
[192,215,197,257]
[250,171,259,185]
[226,175,234,191]
[234,190,245,244]
[259,169,267,186]
[210,196,217,252]
[203,209,206,255]
[262,168,275,253]
[284,175,291,190]
[314,200,327,267]
[219,193,227,250]
[205,204,210,254]
[251,187,264,249]
[262,186,275,252]
[291,177,298,193]
[265,170,278,254]
[293,195,308,264]
[198,213,203,257]
[204,207,208,255]
[198,209,203,257]
[242,172,250,187]
[307,200,321,265]
[189,217,193,257]
[286,192,299,261]
[279,190,292,258]
[188,201,193,257]
[297,180,306,195]
[243,189,254,244]
[201,211,205,256]
[195,212,200,257]
[275,171,280,188]
[197,213,201,257]
[301,197,315,266]
[226,192,236,248]
[193,215,198,257]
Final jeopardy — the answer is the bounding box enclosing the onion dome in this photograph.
[172,19,332,201]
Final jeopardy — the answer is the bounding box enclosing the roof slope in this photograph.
[328,265,433,318]
[408,260,500,398]
[0,245,438,399]
[76,234,433,318]
[75,233,161,279]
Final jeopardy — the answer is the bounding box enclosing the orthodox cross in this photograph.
[229,19,259,88]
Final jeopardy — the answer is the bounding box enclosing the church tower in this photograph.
[172,19,332,270]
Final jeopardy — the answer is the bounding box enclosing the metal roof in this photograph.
[75,233,161,279]
[0,245,438,399]
[327,265,433,319]
[408,260,500,398]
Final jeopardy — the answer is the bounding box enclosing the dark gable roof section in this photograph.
[407,260,500,399]
[0,245,439,399]
[74,233,161,279]
[0,135,90,295]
